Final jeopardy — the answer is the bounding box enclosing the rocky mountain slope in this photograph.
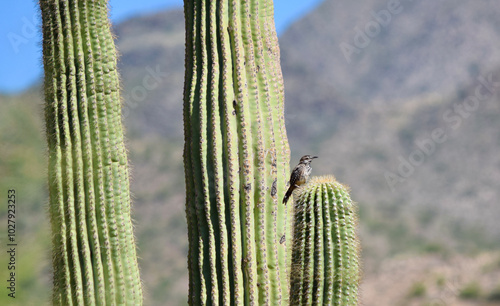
[280,0,500,147]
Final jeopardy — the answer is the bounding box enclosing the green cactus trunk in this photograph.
[290,176,360,305]
[40,0,142,304]
[182,0,291,304]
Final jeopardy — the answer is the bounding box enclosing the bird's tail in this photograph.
[282,187,293,205]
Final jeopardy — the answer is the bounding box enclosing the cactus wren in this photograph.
[282,155,318,205]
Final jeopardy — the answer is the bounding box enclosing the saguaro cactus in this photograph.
[41,0,142,304]
[290,176,360,305]
[183,0,291,304]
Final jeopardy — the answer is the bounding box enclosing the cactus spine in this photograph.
[41,0,142,304]
[183,0,291,304]
[290,176,360,305]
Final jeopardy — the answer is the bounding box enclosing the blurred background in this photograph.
[1,0,500,305]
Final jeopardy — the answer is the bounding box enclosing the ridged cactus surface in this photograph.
[183,0,291,304]
[290,176,360,305]
[41,0,142,304]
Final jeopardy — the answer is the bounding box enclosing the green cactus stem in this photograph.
[182,0,291,304]
[40,0,142,304]
[290,176,360,305]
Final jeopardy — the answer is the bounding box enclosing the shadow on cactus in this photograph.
[290,176,361,305]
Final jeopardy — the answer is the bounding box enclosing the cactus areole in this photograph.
[41,0,142,304]
[182,0,291,304]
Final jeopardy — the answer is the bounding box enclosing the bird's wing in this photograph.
[288,166,302,187]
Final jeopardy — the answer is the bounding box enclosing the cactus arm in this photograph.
[290,176,361,305]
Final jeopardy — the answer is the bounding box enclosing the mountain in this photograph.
[2,1,500,304]
[281,0,500,102]
[280,0,500,147]
[277,0,500,260]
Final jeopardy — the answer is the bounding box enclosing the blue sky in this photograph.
[0,0,323,94]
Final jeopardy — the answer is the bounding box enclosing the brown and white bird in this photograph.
[282,155,318,205]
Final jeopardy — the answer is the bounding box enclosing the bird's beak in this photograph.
[312,156,318,159]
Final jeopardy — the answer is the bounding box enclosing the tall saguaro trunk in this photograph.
[183,0,291,304]
[41,0,142,304]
